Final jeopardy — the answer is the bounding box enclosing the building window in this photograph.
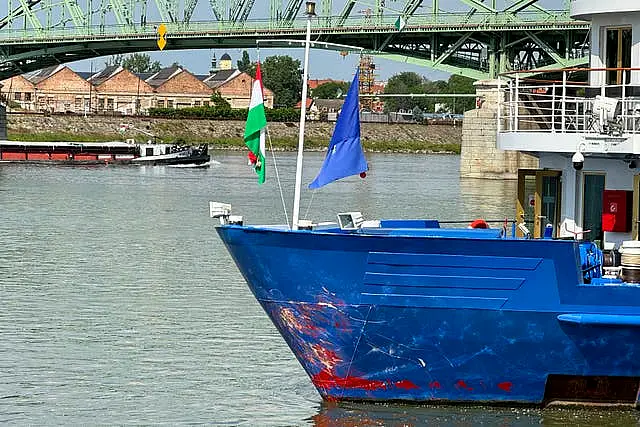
[75,98,82,110]
[167,99,174,108]
[106,98,114,110]
[204,101,210,107]
[14,92,21,101]
[24,92,31,101]
[194,100,201,106]
[157,100,165,108]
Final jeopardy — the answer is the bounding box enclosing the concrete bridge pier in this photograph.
[460,80,537,179]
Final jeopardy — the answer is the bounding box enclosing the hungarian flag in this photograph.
[244,63,267,184]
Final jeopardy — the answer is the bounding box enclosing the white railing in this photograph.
[499,68,640,136]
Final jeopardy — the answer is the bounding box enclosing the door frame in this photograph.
[604,26,632,85]
[633,174,640,240]
[517,169,562,238]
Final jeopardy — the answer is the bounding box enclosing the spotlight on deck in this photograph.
[572,151,584,171]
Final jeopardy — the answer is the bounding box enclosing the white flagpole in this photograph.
[292,2,315,231]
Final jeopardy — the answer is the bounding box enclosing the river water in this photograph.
[1,151,639,425]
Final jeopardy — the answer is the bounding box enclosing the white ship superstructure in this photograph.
[498,0,640,248]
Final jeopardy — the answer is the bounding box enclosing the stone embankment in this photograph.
[7,113,462,153]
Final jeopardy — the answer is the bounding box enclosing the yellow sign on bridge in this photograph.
[157,24,167,51]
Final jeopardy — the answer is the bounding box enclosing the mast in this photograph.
[292,1,315,230]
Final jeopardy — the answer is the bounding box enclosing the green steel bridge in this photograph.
[0,0,589,80]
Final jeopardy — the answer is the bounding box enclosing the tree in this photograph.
[105,53,162,73]
[210,92,231,109]
[445,75,476,113]
[312,81,350,99]
[422,79,448,113]
[260,55,302,108]
[105,54,125,68]
[383,72,426,112]
[237,50,252,73]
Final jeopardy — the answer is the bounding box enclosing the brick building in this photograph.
[89,65,155,114]
[147,66,213,109]
[201,53,274,109]
[0,53,274,115]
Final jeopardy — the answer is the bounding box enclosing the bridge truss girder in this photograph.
[0,0,589,80]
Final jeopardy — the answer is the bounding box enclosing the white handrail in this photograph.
[500,78,640,135]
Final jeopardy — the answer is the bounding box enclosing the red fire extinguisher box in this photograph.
[602,190,633,232]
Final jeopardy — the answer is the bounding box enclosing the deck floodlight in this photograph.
[572,151,584,171]
[306,1,316,16]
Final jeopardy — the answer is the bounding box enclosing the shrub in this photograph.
[148,106,299,122]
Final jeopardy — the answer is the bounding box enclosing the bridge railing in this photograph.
[0,10,580,42]
[499,68,640,136]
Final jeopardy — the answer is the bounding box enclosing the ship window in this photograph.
[583,173,605,244]
[606,27,632,85]
[540,174,560,237]
[146,147,154,156]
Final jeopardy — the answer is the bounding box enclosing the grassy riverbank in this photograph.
[7,131,461,154]
[7,115,462,154]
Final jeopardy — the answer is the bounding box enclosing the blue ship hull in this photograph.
[216,224,640,405]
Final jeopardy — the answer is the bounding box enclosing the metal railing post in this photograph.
[622,70,627,132]
[515,74,519,131]
[551,84,556,132]
[561,70,566,132]
[497,78,502,133]
[509,80,514,131]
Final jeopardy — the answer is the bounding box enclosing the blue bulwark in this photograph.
[380,219,440,228]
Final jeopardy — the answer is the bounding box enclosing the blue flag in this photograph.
[309,69,368,189]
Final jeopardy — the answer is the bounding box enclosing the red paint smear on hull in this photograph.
[497,381,513,392]
[429,381,441,389]
[312,370,420,393]
[455,380,473,391]
[312,369,387,391]
[395,379,419,390]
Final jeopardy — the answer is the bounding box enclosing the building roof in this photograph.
[313,98,344,110]
[309,78,345,90]
[295,98,313,109]
[28,64,65,84]
[135,72,154,81]
[203,69,240,88]
[220,53,232,61]
[88,65,122,85]
[76,71,94,80]
[145,65,183,88]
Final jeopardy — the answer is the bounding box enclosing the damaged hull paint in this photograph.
[216,225,640,405]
